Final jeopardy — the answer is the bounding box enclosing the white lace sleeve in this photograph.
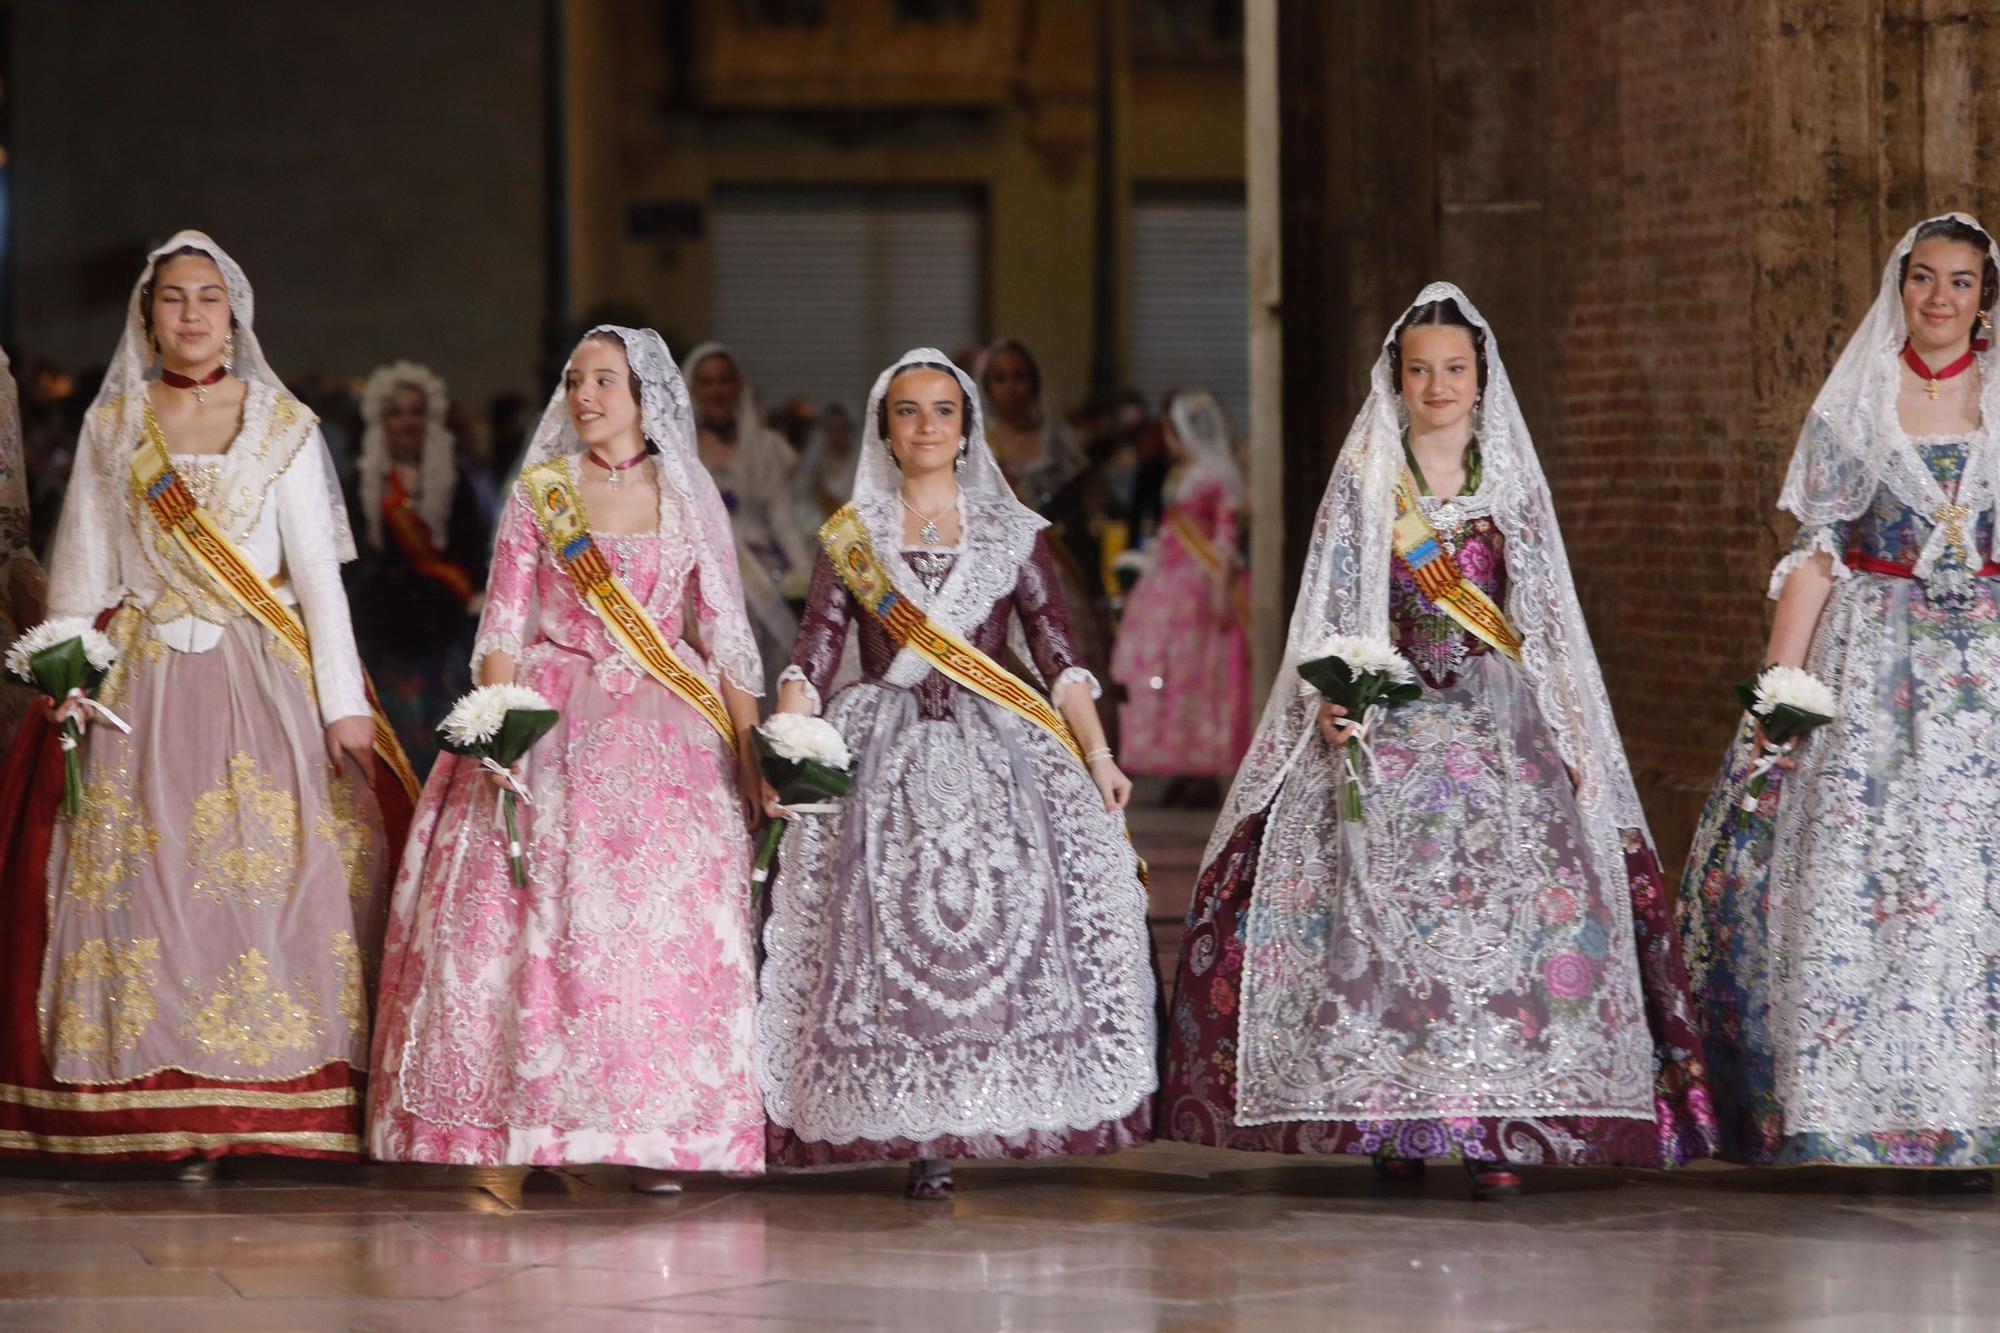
[45,413,125,620]
[1051,665,1103,701]
[276,431,369,723]
[776,663,821,714]
[472,488,541,677]
[1768,523,1851,600]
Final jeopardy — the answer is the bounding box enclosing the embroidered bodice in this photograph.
[1389,494,1509,692]
[1844,440,1994,566]
[791,534,1090,721]
[473,485,751,697]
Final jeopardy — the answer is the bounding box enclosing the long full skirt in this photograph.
[1679,572,2000,1166]
[368,645,764,1172]
[757,684,1158,1166]
[1161,655,1715,1166]
[0,610,403,1161]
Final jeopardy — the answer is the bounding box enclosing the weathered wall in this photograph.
[1281,0,2000,871]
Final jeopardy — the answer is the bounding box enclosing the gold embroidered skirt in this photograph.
[37,612,388,1088]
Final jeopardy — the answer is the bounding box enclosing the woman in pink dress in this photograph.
[368,327,768,1193]
[1110,390,1251,796]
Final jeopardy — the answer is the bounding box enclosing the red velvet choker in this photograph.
[159,364,228,403]
[1901,336,1988,400]
[584,449,647,490]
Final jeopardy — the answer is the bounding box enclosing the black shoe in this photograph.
[1372,1154,1426,1183]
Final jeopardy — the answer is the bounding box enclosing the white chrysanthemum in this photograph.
[440,683,555,748]
[4,617,118,683]
[759,713,853,769]
[1752,665,1835,719]
[1300,635,1417,685]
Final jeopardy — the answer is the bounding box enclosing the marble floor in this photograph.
[4,805,1996,1330]
[4,1152,1999,1331]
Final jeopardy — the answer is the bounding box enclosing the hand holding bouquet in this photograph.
[1298,636,1420,821]
[1735,665,1835,812]
[438,684,560,887]
[5,617,127,817]
[750,714,854,903]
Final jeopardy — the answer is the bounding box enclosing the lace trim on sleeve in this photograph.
[1051,665,1102,701]
[1767,526,1850,600]
[471,629,525,676]
[776,663,823,715]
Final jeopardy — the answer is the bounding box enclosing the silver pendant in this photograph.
[921,519,941,545]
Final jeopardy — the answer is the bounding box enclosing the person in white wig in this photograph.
[348,359,487,774]
[1680,213,2000,1188]
[1158,285,1714,1198]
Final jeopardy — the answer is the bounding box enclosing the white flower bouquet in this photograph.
[751,714,854,903]
[5,617,125,817]
[1298,635,1421,821]
[437,684,560,887]
[1734,665,1836,811]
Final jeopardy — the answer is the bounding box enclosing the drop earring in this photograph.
[223,328,237,371]
[1981,309,1994,336]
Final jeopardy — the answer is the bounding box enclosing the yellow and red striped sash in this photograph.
[519,459,734,745]
[1167,505,1250,630]
[129,417,420,803]
[1390,464,1522,661]
[820,505,1081,758]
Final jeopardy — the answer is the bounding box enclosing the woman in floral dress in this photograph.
[1159,285,1714,1197]
[368,327,768,1193]
[1110,390,1251,793]
[1679,214,2000,1187]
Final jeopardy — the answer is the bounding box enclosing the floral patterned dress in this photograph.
[368,482,764,1171]
[1111,471,1251,777]
[1161,473,1715,1166]
[1680,437,2000,1166]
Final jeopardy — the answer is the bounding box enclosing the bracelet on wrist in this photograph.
[1083,746,1114,764]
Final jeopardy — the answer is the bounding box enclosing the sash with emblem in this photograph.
[519,458,735,745]
[129,411,421,803]
[1391,463,1523,661]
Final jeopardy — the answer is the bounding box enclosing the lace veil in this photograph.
[1206,281,1650,868]
[683,341,799,492]
[522,325,762,693]
[358,360,456,551]
[1167,389,1243,505]
[1777,211,2000,576]
[59,229,355,572]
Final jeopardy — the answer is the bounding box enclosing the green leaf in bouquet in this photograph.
[27,637,88,699]
[1297,655,1362,711]
[1759,703,1832,746]
[1733,672,1761,715]
[491,708,561,767]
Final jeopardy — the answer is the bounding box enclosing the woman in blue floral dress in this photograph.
[1680,214,2000,1186]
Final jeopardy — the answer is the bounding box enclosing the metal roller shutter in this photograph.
[709,187,986,416]
[1130,189,1249,429]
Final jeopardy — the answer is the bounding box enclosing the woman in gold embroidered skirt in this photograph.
[0,232,412,1173]
[757,350,1158,1200]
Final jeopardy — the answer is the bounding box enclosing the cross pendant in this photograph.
[1934,501,1972,561]
[1926,377,1940,400]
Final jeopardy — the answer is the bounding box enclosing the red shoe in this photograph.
[1464,1158,1521,1200]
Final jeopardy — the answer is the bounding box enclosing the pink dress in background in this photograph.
[368,483,764,1172]
[1111,472,1251,777]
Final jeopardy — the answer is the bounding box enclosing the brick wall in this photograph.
[1287,0,2000,873]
